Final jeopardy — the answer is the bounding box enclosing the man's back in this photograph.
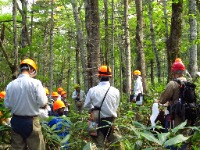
[5,74,47,116]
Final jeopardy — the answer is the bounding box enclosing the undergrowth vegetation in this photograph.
[0,79,200,149]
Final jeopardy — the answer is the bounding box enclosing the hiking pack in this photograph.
[172,79,199,125]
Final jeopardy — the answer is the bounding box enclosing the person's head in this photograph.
[51,92,59,101]
[133,70,141,79]
[44,87,49,96]
[57,87,64,95]
[61,91,67,100]
[171,59,185,78]
[53,100,65,116]
[98,65,112,82]
[0,91,6,100]
[74,84,80,92]
[20,58,37,78]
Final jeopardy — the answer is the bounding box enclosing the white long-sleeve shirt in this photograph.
[72,90,86,102]
[4,74,47,116]
[84,81,120,118]
[133,76,143,98]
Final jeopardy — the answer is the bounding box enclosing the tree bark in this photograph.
[104,0,109,65]
[124,0,131,95]
[167,0,183,80]
[70,0,88,91]
[85,0,101,88]
[148,0,161,83]
[188,0,198,77]
[49,0,54,93]
[135,0,147,93]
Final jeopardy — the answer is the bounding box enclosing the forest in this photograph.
[0,0,200,149]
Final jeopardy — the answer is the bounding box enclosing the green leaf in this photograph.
[140,131,161,145]
[171,121,187,133]
[164,134,190,147]
[82,142,93,150]
[61,134,70,144]
[157,132,170,144]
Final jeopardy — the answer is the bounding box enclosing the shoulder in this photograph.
[110,86,119,94]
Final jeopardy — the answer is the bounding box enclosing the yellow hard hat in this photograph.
[51,92,59,97]
[53,100,65,111]
[74,84,80,89]
[133,70,141,75]
[44,87,49,95]
[175,58,182,63]
[20,58,37,72]
[0,91,6,99]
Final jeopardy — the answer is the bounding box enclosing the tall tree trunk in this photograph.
[124,0,131,95]
[49,0,54,93]
[135,0,147,93]
[85,0,101,88]
[167,0,183,80]
[188,0,198,77]
[163,0,169,81]
[110,0,115,86]
[104,0,109,65]
[70,1,88,91]
[42,24,49,85]
[13,0,18,79]
[17,0,30,51]
[148,0,161,83]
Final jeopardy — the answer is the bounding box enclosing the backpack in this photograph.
[173,79,199,125]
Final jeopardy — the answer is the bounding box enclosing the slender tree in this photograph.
[135,0,147,93]
[148,0,161,83]
[188,0,198,77]
[167,0,183,80]
[85,0,101,88]
[70,0,88,91]
[49,0,54,93]
[124,0,131,95]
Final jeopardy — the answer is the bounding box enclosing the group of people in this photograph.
[0,57,195,150]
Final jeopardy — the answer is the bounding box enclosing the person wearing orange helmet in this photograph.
[61,91,70,115]
[48,100,70,149]
[72,84,86,113]
[57,87,64,99]
[4,58,47,150]
[132,70,143,105]
[84,65,124,149]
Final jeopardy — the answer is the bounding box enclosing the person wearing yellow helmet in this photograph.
[131,70,143,106]
[4,58,47,150]
[72,84,86,113]
[84,65,124,149]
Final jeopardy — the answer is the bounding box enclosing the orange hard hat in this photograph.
[61,91,67,96]
[20,58,37,72]
[133,70,141,75]
[175,58,182,63]
[98,65,112,77]
[57,87,64,92]
[0,91,6,99]
[53,100,65,111]
[51,92,59,97]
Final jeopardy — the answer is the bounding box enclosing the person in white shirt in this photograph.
[72,84,86,113]
[84,65,124,149]
[132,70,143,106]
[4,58,47,150]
